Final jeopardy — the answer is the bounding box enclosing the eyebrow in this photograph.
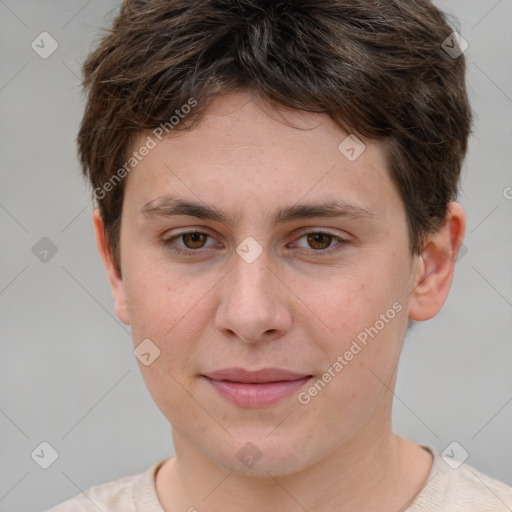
[140,195,377,229]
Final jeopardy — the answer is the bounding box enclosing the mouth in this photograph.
[202,368,313,408]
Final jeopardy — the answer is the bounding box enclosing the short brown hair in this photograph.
[78,0,472,272]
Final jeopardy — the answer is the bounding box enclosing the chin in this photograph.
[208,432,322,478]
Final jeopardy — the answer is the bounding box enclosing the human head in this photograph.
[81,0,470,479]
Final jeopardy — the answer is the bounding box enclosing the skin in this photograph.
[94,90,466,511]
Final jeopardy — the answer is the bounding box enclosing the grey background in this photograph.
[1,1,511,510]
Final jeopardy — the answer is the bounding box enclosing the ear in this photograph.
[92,209,130,325]
[408,201,466,321]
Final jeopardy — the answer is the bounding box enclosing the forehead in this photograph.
[123,91,403,226]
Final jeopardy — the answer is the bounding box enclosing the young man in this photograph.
[46,0,512,510]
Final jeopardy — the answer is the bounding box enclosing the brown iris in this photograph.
[182,232,208,249]
[306,233,333,250]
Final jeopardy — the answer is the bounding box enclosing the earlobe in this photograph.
[92,209,130,325]
[408,202,466,322]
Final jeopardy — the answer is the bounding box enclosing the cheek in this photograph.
[301,312,405,424]
[122,257,195,338]
[123,266,205,421]
[308,262,407,379]
[313,268,399,336]
[122,258,216,387]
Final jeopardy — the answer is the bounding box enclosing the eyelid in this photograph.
[293,227,350,239]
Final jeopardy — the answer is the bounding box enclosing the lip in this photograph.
[202,368,312,408]
[205,367,310,383]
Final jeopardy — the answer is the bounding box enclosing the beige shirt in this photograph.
[44,445,512,511]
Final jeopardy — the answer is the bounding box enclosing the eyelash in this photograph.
[160,229,351,257]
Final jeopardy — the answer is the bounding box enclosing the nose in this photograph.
[214,245,292,344]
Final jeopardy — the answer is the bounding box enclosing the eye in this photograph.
[161,230,219,255]
[291,231,350,255]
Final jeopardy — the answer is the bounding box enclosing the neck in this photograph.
[156,413,432,511]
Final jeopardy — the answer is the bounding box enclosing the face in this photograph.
[101,91,428,476]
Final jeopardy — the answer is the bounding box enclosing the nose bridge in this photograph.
[215,244,289,342]
[230,245,275,314]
